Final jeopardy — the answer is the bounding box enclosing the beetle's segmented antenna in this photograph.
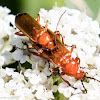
[85,76,100,82]
[54,10,66,45]
[56,10,66,31]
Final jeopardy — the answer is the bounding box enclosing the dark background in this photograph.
[0,0,65,18]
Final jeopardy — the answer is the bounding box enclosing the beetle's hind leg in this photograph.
[81,80,87,93]
[60,72,77,90]
[60,72,87,94]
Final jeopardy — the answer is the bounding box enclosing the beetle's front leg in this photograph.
[37,14,48,32]
[47,60,59,72]
[54,31,64,44]
[37,14,40,23]
[70,45,74,53]
[15,31,25,36]
[24,42,44,54]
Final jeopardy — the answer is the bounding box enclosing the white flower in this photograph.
[0,38,4,50]
[0,6,10,18]
[12,49,29,63]
[43,64,52,76]
[0,68,6,77]
[0,78,5,88]
[63,87,73,98]
[11,35,23,48]
[14,88,34,99]
[35,85,54,100]
[5,67,15,76]
[24,69,33,77]
[3,51,13,64]
[38,72,47,83]
[94,57,100,76]
[0,55,5,67]
[69,95,81,100]
[5,80,17,90]
[16,82,25,89]
[29,73,40,85]
[58,82,67,93]
[31,85,37,93]
[30,54,46,67]
[12,72,25,83]
[4,14,15,28]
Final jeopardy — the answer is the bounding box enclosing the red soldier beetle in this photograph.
[15,12,100,93]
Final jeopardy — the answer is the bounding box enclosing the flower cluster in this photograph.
[0,6,100,100]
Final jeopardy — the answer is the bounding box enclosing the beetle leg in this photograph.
[15,32,25,36]
[54,31,60,40]
[81,80,87,93]
[54,31,64,44]
[44,20,48,32]
[75,57,80,64]
[64,44,75,53]
[49,66,59,72]
[48,61,59,72]
[26,41,37,49]
[26,41,50,53]
[26,42,44,53]
[70,45,74,53]
[61,72,77,89]
[37,14,40,23]
[29,50,50,60]
[29,51,42,57]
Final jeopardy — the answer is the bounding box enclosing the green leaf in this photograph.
[99,34,100,38]
[53,91,69,100]
[21,61,32,69]
[3,61,18,69]
[52,73,62,85]
[81,77,89,83]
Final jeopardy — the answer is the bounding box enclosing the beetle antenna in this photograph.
[54,10,66,45]
[85,76,100,82]
[56,10,66,33]
[81,75,100,93]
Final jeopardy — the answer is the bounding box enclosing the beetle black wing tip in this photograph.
[15,13,27,20]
